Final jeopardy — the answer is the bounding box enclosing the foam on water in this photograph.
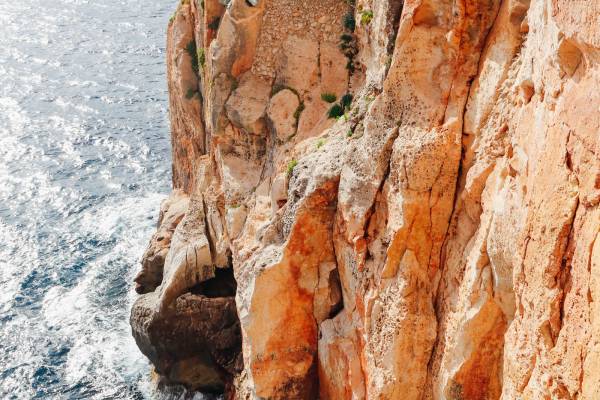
[0,0,209,398]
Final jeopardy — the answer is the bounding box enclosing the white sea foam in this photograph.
[0,0,176,397]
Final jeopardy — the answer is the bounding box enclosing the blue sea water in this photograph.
[0,0,191,398]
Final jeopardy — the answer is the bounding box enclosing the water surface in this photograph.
[0,0,182,398]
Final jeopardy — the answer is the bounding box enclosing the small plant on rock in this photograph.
[341,93,353,109]
[185,88,197,99]
[320,93,337,103]
[186,40,199,73]
[327,104,344,119]
[360,10,374,25]
[340,17,358,74]
[208,16,220,30]
[316,139,326,149]
[343,12,356,31]
[340,33,353,43]
[287,159,298,176]
[197,47,206,69]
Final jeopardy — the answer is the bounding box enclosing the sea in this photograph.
[0,0,202,398]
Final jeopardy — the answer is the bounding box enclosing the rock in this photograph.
[132,0,600,398]
[167,2,205,193]
[135,191,189,294]
[267,88,299,141]
[157,189,215,312]
[225,72,271,135]
[130,283,242,392]
[270,173,287,214]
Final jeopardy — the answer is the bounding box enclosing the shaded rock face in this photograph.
[131,0,599,398]
[134,190,189,294]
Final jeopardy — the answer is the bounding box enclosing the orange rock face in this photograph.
[132,0,599,398]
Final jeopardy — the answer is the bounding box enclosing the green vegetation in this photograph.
[320,93,337,103]
[293,102,305,125]
[327,104,344,119]
[346,129,354,138]
[341,14,358,73]
[340,33,353,43]
[360,10,374,25]
[185,88,197,99]
[208,17,220,30]
[316,139,326,149]
[198,47,206,69]
[343,12,356,31]
[186,40,199,73]
[326,93,353,119]
[346,60,355,73]
[287,159,298,176]
[341,93,353,108]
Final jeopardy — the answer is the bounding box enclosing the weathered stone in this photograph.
[135,190,189,294]
[132,0,600,398]
[225,72,271,135]
[130,284,242,392]
[167,3,205,193]
[267,89,299,141]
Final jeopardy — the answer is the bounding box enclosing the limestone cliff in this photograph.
[131,0,600,398]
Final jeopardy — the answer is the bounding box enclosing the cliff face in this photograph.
[131,0,600,398]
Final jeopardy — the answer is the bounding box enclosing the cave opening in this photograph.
[190,265,238,298]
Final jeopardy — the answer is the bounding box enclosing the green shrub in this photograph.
[320,93,337,103]
[197,47,206,69]
[208,17,220,30]
[339,42,352,51]
[341,93,353,109]
[185,88,197,99]
[346,129,354,138]
[186,40,199,73]
[327,104,344,119]
[346,60,355,73]
[343,12,356,31]
[360,10,374,25]
[316,139,326,149]
[340,33,353,43]
[287,159,298,176]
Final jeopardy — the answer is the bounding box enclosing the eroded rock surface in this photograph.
[131,0,599,398]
